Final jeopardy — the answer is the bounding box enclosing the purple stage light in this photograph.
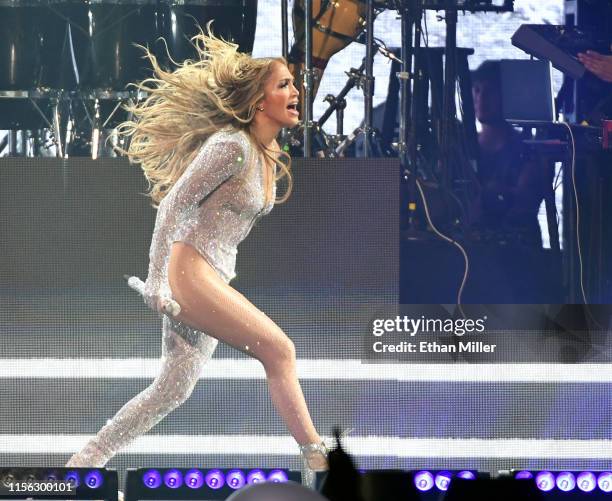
[184,470,204,489]
[414,471,435,492]
[204,470,225,490]
[576,472,596,492]
[267,470,289,483]
[598,472,612,493]
[45,473,58,482]
[163,469,183,489]
[535,471,555,492]
[64,471,80,488]
[246,470,266,484]
[142,470,162,489]
[435,471,452,491]
[226,470,246,490]
[84,470,104,489]
[457,470,476,480]
[556,472,575,492]
[515,470,533,480]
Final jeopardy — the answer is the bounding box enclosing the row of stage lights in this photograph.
[4,468,612,497]
[514,470,612,493]
[1,469,105,489]
[412,470,476,491]
[141,468,289,491]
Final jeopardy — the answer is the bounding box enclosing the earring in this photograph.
[256,106,264,112]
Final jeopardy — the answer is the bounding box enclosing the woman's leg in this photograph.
[65,321,218,467]
[167,242,323,448]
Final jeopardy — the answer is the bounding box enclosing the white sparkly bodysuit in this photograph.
[66,126,275,467]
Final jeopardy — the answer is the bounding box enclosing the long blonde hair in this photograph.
[117,24,293,208]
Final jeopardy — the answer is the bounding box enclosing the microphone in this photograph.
[124,275,182,317]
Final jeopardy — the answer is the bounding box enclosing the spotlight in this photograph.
[457,470,476,480]
[225,470,246,490]
[246,470,266,484]
[598,472,612,493]
[413,470,435,491]
[266,470,289,483]
[514,470,533,480]
[555,471,575,492]
[2,472,16,487]
[576,471,596,493]
[184,469,204,489]
[435,471,452,491]
[45,472,59,482]
[163,470,183,489]
[64,470,80,488]
[204,469,225,490]
[142,470,162,489]
[84,470,104,489]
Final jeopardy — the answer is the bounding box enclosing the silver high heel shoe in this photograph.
[299,441,329,489]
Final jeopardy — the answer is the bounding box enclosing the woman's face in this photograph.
[256,61,300,128]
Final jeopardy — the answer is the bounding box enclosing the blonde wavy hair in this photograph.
[116,23,293,208]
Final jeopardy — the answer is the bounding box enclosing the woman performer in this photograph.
[65,26,328,488]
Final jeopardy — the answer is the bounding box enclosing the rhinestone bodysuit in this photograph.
[66,126,275,467]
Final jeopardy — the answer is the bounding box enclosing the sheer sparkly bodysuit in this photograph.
[66,126,275,467]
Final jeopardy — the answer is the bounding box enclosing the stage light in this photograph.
[267,470,289,483]
[226,470,246,490]
[246,470,266,484]
[535,471,555,492]
[184,469,204,489]
[456,470,476,480]
[435,471,452,491]
[142,470,162,489]
[45,472,59,482]
[64,470,80,488]
[576,471,596,492]
[204,469,225,490]
[413,470,435,491]
[84,470,104,489]
[2,472,16,487]
[598,472,612,493]
[514,470,533,480]
[555,471,575,492]
[163,469,183,489]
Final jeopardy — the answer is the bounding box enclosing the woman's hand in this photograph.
[577,51,612,83]
[126,275,182,317]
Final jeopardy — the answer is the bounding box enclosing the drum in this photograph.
[86,0,161,90]
[158,0,258,70]
[0,0,46,90]
[39,1,91,90]
[288,0,371,110]
[39,1,161,91]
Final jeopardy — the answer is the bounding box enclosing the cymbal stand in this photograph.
[280,0,289,146]
[302,0,315,157]
[362,0,376,157]
[332,42,401,157]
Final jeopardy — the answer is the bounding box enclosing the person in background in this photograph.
[470,60,549,248]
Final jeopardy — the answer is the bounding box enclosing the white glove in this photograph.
[124,275,182,317]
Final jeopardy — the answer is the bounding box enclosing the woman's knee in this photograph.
[260,334,296,369]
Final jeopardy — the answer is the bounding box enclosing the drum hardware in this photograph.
[303,0,315,157]
[322,94,347,147]
[325,38,401,156]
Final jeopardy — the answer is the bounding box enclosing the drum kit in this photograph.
[0,0,513,159]
[0,0,257,157]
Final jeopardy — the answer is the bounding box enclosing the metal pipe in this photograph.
[281,0,288,61]
[303,0,314,158]
[363,0,375,157]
